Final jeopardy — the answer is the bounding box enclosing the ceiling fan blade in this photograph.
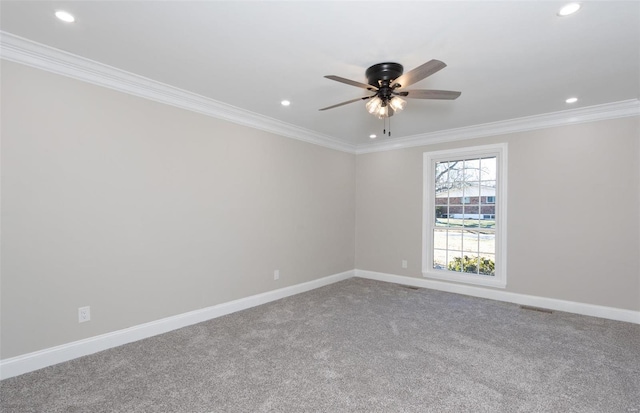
[324,75,378,91]
[400,89,461,100]
[391,60,447,88]
[319,96,373,111]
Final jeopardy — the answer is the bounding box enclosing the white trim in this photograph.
[355,99,640,154]
[2,268,638,380]
[423,269,506,288]
[0,270,354,380]
[422,143,508,288]
[1,31,638,156]
[355,269,640,325]
[0,31,355,154]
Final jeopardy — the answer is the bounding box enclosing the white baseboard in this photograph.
[3,268,637,380]
[355,269,640,325]
[0,270,354,380]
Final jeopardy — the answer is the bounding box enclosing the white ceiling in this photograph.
[1,1,639,148]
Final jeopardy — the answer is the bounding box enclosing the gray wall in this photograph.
[1,61,356,359]
[2,60,639,361]
[356,117,640,311]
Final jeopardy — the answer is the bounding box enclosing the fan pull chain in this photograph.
[382,117,391,137]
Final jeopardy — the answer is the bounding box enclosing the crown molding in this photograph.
[355,99,640,154]
[0,31,356,154]
[2,31,637,156]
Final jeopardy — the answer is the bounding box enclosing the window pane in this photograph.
[447,161,464,183]
[436,217,449,227]
[479,231,495,254]
[447,250,463,272]
[435,192,450,206]
[480,215,495,229]
[479,253,496,276]
[433,229,447,250]
[480,204,495,214]
[479,184,496,205]
[448,218,463,228]
[435,225,454,271]
[462,231,479,252]
[433,250,447,270]
[483,180,496,192]
[462,254,480,275]
[435,161,450,184]
[464,204,479,215]
[463,217,480,229]
[464,159,480,181]
[480,157,496,181]
[435,197,449,226]
[448,203,462,221]
[481,205,495,219]
[447,230,463,251]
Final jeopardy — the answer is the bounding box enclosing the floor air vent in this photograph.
[520,305,553,314]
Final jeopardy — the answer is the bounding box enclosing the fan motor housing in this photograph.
[366,62,404,87]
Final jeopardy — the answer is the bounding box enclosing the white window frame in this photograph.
[422,143,508,288]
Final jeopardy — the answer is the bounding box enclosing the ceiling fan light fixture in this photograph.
[321,59,460,123]
[377,105,389,119]
[389,96,406,112]
[366,96,383,114]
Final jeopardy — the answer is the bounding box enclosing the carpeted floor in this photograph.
[1,278,639,412]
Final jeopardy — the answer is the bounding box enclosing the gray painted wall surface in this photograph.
[356,117,640,311]
[1,62,356,358]
[2,60,639,361]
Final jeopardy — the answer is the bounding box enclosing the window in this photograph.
[422,143,507,288]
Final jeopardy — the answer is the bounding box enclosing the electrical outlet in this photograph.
[274,270,280,280]
[78,306,90,323]
[402,260,408,269]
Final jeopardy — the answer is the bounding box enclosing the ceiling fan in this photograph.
[319,60,461,119]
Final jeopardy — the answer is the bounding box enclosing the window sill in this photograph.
[423,270,506,289]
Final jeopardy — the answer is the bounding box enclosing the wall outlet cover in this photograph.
[78,306,90,323]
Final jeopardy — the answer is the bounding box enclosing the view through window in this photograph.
[423,144,507,288]
[433,157,496,275]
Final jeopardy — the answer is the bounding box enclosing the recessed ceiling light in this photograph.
[369,134,377,139]
[565,97,578,103]
[280,100,291,106]
[55,10,75,23]
[558,3,581,16]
